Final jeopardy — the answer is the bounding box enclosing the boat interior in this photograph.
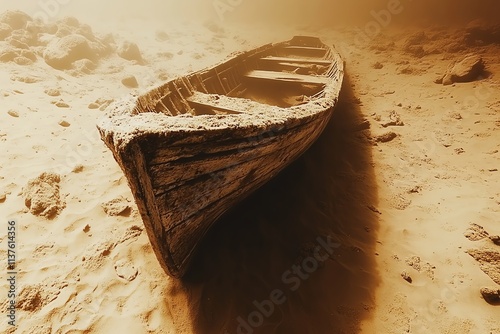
[134,36,336,116]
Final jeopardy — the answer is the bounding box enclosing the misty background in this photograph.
[1,0,500,27]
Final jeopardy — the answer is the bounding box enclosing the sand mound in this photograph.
[23,172,65,218]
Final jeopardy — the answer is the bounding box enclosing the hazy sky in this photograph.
[1,0,499,26]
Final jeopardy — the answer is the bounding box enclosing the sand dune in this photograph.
[0,8,499,334]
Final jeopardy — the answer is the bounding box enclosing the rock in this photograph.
[72,164,84,173]
[11,75,40,83]
[404,31,427,46]
[121,75,139,88]
[71,58,96,74]
[54,101,70,108]
[464,223,489,241]
[375,131,398,143]
[0,22,12,40]
[401,271,412,283]
[8,37,29,49]
[441,54,485,85]
[465,20,500,45]
[43,34,96,70]
[480,287,500,304]
[203,20,225,34]
[0,10,32,30]
[403,31,428,57]
[490,236,500,246]
[405,45,426,58]
[373,62,384,69]
[114,260,138,281]
[58,120,70,127]
[155,30,169,42]
[381,110,404,127]
[467,249,500,285]
[59,16,80,28]
[44,89,61,97]
[102,197,131,216]
[23,172,65,218]
[0,193,6,202]
[93,98,114,111]
[13,56,33,65]
[117,41,143,63]
[88,102,99,109]
[7,110,19,117]
[0,43,21,62]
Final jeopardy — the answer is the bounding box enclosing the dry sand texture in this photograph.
[0,2,499,334]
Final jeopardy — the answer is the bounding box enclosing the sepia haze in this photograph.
[1,0,499,333]
[1,0,500,26]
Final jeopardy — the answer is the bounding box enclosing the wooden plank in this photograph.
[260,56,331,65]
[188,99,241,115]
[245,70,328,85]
[284,46,326,52]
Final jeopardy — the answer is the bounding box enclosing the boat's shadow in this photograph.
[166,71,380,334]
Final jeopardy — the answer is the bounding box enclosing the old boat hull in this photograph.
[98,36,344,278]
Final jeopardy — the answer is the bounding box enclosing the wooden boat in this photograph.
[97,36,344,278]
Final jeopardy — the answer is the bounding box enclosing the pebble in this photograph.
[58,120,70,127]
[401,271,412,283]
[7,110,19,117]
[121,75,138,88]
[55,101,70,108]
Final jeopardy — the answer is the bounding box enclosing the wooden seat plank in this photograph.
[260,56,331,65]
[244,70,328,85]
[283,46,327,52]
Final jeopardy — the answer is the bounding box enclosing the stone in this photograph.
[45,89,61,97]
[0,22,12,40]
[480,287,500,304]
[0,10,32,30]
[375,131,398,143]
[117,41,143,63]
[102,197,131,216]
[121,75,139,88]
[401,271,412,283]
[442,54,485,85]
[7,110,19,117]
[43,34,96,70]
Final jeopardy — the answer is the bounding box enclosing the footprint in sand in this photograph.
[114,260,138,281]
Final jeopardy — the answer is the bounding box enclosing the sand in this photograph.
[0,9,499,334]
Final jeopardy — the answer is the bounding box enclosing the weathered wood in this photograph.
[97,35,344,278]
[245,70,329,85]
[261,56,332,65]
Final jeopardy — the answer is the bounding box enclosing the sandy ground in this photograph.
[0,9,499,334]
